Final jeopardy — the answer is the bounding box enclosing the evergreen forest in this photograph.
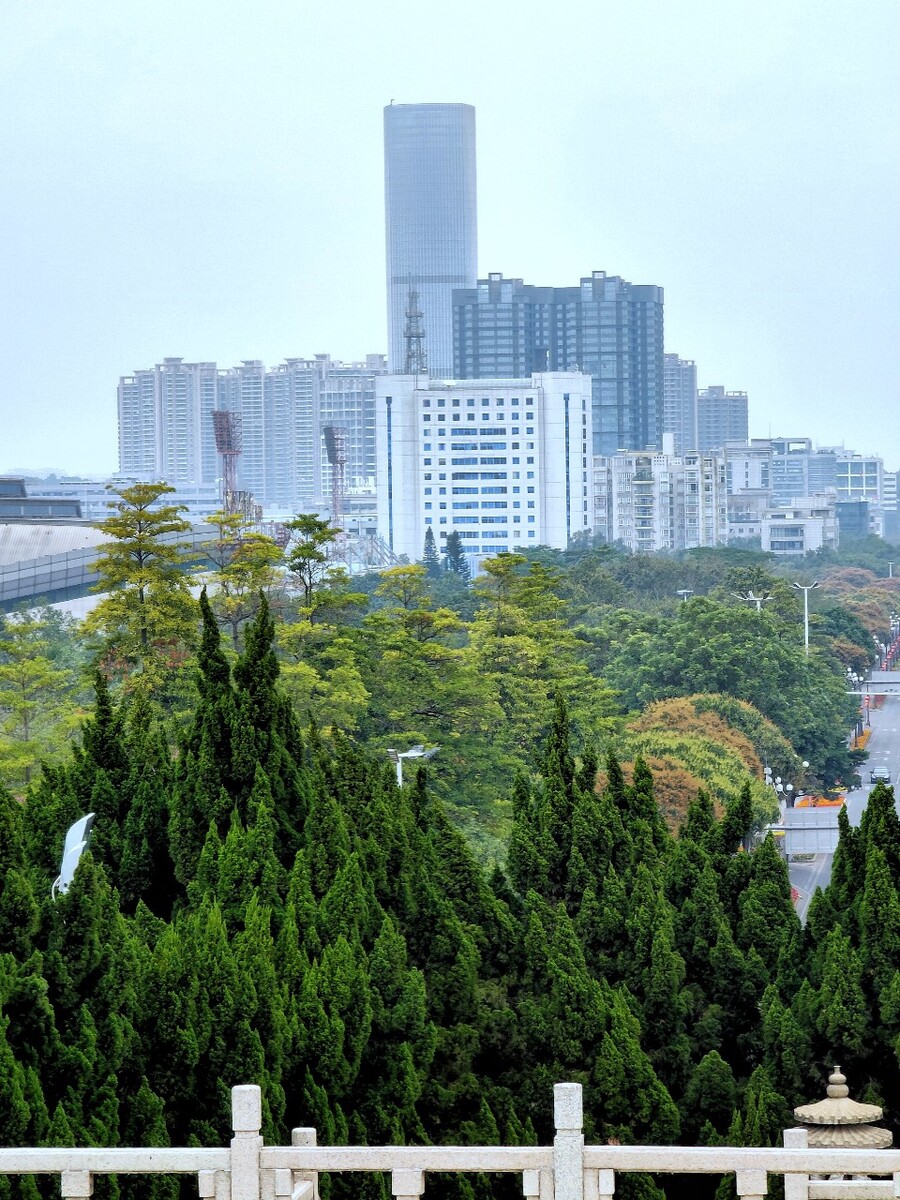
[3,487,900,1200]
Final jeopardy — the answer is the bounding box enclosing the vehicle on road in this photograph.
[870,767,892,784]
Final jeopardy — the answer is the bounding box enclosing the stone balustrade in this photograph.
[1,1083,899,1200]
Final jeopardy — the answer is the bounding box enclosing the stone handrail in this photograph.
[0,1083,897,1200]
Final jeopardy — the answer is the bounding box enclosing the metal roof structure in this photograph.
[0,522,110,568]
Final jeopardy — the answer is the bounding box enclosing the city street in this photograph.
[789,681,900,921]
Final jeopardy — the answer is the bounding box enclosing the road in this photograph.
[789,682,900,922]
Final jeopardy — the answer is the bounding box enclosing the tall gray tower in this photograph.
[384,103,477,377]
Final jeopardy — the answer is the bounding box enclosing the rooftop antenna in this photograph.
[404,284,428,377]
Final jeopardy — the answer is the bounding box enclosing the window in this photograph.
[482,398,490,406]
[467,398,475,407]
[527,472,535,479]
[467,414,476,422]
[423,414,431,422]
[452,398,460,407]
[452,457,478,465]
[482,413,491,420]
[437,399,446,408]
[481,501,507,509]
[453,487,478,494]
[453,414,460,421]
[424,443,432,451]
[422,399,431,408]
[526,427,534,435]
[439,502,447,510]
[424,487,432,495]
[453,502,479,509]
[513,486,520,494]
[424,473,432,480]
[424,458,432,466]
[424,502,432,510]
[439,487,446,495]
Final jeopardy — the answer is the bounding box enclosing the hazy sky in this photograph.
[2,0,898,474]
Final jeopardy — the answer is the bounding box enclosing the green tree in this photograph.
[285,514,341,607]
[205,511,285,648]
[0,612,77,792]
[422,528,441,578]
[444,531,471,582]
[85,482,197,690]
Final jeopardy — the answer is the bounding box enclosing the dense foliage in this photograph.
[0,589,898,1200]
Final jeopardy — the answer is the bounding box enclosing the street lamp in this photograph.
[732,590,773,612]
[792,580,820,657]
[386,744,439,786]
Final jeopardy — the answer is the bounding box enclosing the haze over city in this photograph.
[2,0,898,474]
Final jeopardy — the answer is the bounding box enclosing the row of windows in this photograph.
[422,397,534,408]
[425,414,534,425]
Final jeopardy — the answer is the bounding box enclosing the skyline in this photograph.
[2,0,898,474]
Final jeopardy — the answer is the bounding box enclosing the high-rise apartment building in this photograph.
[696,386,749,452]
[118,358,218,485]
[593,442,727,553]
[118,355,386,513]
[375,373,593,562]
[384,103,477,376]
[453,271,665,456]
[663,354,698,453]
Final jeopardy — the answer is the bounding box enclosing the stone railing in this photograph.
[0,1083,898,1200]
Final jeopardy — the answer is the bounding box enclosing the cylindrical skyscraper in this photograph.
[384,103,477,377]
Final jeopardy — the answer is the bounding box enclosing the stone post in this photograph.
[783,1128,809,1200]
[231,1085,263,1200]
[553,1084,584,1200]
[291,1127,319,1200]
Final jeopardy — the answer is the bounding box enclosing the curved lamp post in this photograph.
[386,744,439,787]
[51,813,95,899]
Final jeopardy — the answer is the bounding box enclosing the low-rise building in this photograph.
[761,495,838,555]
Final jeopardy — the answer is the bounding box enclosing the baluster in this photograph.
[231,1085,263,1200]
[553,1083,585,1200]
[61,1171,93,1200]
[291,1127,318,1200]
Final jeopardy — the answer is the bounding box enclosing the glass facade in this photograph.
[384,104,477,377]
[452,271,664,456]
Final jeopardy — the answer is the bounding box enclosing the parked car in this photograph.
[870,766,892,784]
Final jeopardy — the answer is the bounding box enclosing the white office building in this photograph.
[375,373,593,562]
[593,438,727,553]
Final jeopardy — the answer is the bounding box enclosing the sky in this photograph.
[1,0,898,475]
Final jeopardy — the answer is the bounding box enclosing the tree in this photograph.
[204,510,286,648]
[0,612,77,792]
[422,528,441,578]
[443,531,471,582]
[285,514,341,607]
[84,482,197,688]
